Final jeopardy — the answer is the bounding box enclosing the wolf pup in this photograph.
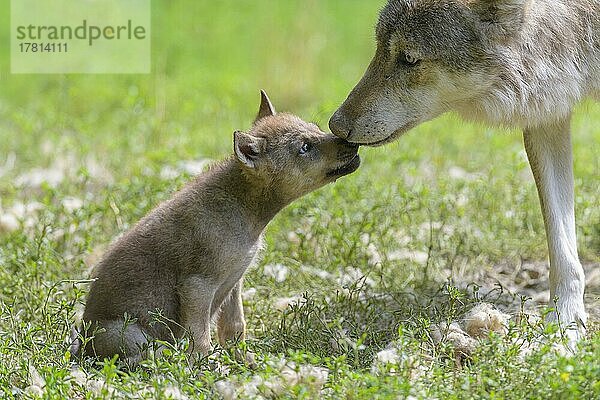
[74,91,360,365]
[330,0,599,347]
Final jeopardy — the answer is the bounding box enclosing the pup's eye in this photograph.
[299,142,311,154]
[404,53,420,66]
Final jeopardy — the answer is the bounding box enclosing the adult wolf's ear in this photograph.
[471,0,527,38]
[255,90,276,122]
[234,130,267,168]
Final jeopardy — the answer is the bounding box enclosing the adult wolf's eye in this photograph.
[299,142,311,154]
[404,53,420,66]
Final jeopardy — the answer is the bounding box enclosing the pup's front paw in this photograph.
[217,320,246,347]
[233,348,257,369]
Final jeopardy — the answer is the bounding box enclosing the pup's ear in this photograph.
[234,130,266,168]
[255,89,276,122]
[471,0,527,38]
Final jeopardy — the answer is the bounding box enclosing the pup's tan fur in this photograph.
[74,91,360,365]
[330,0,599,346]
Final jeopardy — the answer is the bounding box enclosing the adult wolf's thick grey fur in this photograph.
[74,91,360,365]
[330,0,599,346]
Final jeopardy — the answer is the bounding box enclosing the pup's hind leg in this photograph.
[524,116,587,348]
[82,319,151,366]
[217,279,246,346]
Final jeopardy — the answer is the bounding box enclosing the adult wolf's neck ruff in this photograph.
[466,0,600,128]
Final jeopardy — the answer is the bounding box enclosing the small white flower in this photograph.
[464,303,511,338]
[300,265,333,280]
[263,263,289,282]
[28,364,45,388]
[160,165,179,180]
[16,167,64,188]
[242,288,257,301]
[448,166,480,181]
[337,267,375,287]
[297,364,329,390]
[24,385,44,396]
[164,385,188,400]
[179,159,211,176]
[366,243,382,266]
[273,296,302,311]
[69,367,87,386]
[215,380,237,400]
[0,213,19,232]
[376,347,400,364]
[287,231,300,244]
[387,249,429,264]
[62,197,84,212]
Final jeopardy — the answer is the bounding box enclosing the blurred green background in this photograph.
[0,0,598,260]
[1,0,380,166]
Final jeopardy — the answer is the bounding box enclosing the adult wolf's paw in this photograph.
[547,300,587,353]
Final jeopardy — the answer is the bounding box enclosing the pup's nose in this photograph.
[329,109,352,139]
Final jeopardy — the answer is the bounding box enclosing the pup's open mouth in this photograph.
[326,154,361,178]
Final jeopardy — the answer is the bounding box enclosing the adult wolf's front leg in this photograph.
[523,116,587,347]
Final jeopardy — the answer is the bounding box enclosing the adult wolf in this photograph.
[330,0,599,346]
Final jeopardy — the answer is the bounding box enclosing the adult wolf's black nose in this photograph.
[329,109,351,139]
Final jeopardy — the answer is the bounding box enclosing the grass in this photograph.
[1,0,599,398]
